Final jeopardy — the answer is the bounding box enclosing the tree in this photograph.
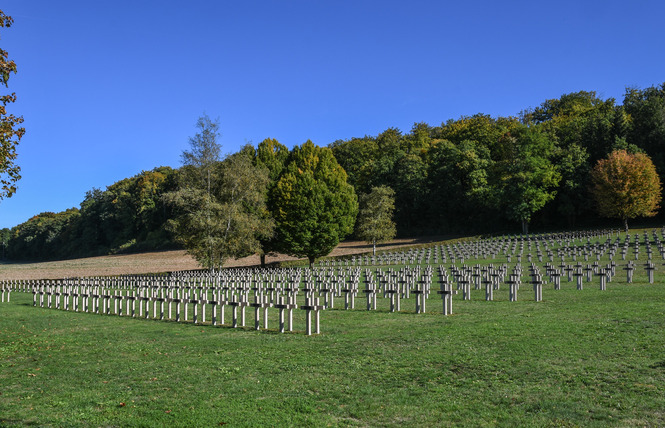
[550,142,589,227]
[254,138,289,267]
[255,138,289,183]
[164,116,273,269]
[356,186,396,255]
[0,227,9,259]
[427,139,495,232]
[164,115,222,268]
[494,125,561,234]
[329,136,378,194]
[623,83,665,173]
[0,10,24,200]
[98,167,177,250]
[214,149,273,263]
[392,153,428,232]
[271,140,357,267]
[590,149,662,232]
[519,91,634,228]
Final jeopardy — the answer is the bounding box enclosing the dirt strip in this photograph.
[0,236,446,280]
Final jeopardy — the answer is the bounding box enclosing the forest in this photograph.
[2,83,665,262]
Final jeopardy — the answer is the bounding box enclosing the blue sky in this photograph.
[1,0,663,229]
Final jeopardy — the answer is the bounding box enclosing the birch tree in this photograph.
[164,116,272,269]
[356,186,396,255]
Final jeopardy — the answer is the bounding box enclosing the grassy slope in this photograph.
[1,274,664,427]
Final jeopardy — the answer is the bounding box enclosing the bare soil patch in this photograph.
[0,236,445,280]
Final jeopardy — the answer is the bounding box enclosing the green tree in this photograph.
[0,10,24,200]
[255,138,289,182]
[590,149,662,232]
[164,117,273,269]
[215,150,273,262]
[373,128,405,190]
[392,153,428,232]
[401,122,432,154]
[519,91,629,227]
[435,114,520,153]
[0,226,9,259]
[5,209,81,260]
[254,138,289,267]
[164,115,222,268]
[427,139,495,232]
[494,125,561,234]
[550,142,589,227]
[623,83,665,180]
[271,140,358,267]
[356,186,396,255]
[78,187,114,253]
[130,167,177,247]
[100,167,177,251]
[329,136,378,194]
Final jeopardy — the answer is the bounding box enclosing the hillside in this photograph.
[0,236,444,280]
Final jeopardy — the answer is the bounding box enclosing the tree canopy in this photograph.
[253,138,290,266]
[6,82,665,262]
[590,149,662,231]
[494,125,561,234]
[164,117,273,270]
[271,141,357,267]
[356,186,396,255]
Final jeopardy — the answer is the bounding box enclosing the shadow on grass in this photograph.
[0,419,41,426]
[650,360,665,369]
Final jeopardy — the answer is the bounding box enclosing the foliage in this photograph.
[271,140,357,266]
[6,209,80,260]
[623,83,665,175]
[590,149,662,231]
[164,117,272,269]
[427,138,496,232]
[329,136,379,194]
[493,125,561,234]
[215,150,273,262]
[0,226,8,258]
[522,91,626,166]
[550,142,589,227]
[5,167,177,260]
[0,10,24,200]
[253,138,290,266]
[521,91,626,227]
[9,83,665,262]
[254,138,289,183]
[355,185,396,255]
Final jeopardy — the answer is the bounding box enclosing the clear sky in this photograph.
[0,0,663,229]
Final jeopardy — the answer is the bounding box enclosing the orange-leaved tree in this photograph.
[590,149,662,231]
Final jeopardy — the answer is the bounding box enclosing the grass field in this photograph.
[1,266,664,427]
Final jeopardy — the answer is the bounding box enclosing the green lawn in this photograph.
[1,263,664,426]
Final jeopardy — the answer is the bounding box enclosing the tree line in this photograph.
[3,84,665,262]
[331,85,665,234]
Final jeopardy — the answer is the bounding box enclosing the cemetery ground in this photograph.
[0,236,442,281]
[1,232,665,426]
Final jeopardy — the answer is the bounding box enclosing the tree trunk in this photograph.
[623,218,629,233]
[521,219,529,235]
[373,239,376,256]
[260,253,266,268]
[308,255,316,269]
